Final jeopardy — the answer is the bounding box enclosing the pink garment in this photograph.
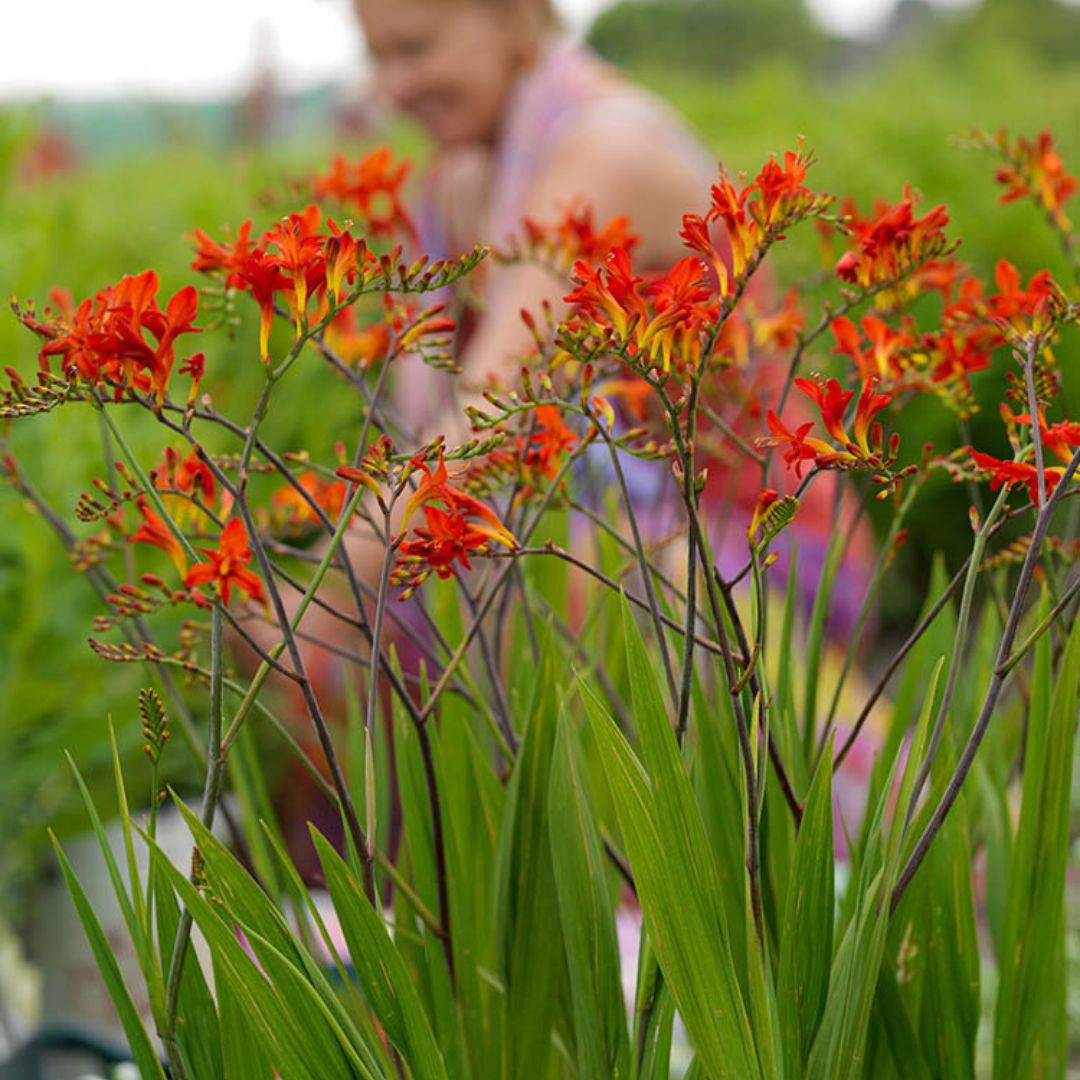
[404,38,716,433]
[488,39,716,245]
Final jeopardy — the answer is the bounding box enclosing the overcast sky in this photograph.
[0,0,1013,101]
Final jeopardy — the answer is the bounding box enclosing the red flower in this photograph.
[831,315,913,387]
[236,249,290,361]
[521,405,579,479]
[272,471,347,529]
[756,410,834,478]
[794,376,852,445]
[325,304,391,369]
[393,450,515,593]
[752,289,804,350]
[565,247,646,340]
[968,449,1067,505]
[516,201,638,267]
[834,188,950,289]
[987,259,1058,330]
[324,222,362,304]
[311,148,415,239]
[184,518,265,607]
[36,270,200,402]
[262,205,327,332]
[131,495,187,574]
[188,219,254,288]
[995,130,1076,228]
[395,504,509,583]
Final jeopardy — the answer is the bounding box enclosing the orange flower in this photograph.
[747,488,779,541]
[131,495,187,574]
[36,270,200,402]
[521,405,579,479]
[794,376,852,445]
[325,304,391,369]
[987,259,1058,331]
[272,471,347,529]
[311,148,415,239]
[752,289,804,350]
[184,518,265,607]
[188,219,254,288]
[995,130,1076,228]
[393,449,515,594]
[236,249,290,361]
[831,315,913,387]
[324,223,361,305]
[152,447,217,528]
[968,449,1067,505]
[516,201,638,267]
[834,188,950,289]
[756,411,833,478]
[262,205,327,333]
[565,248,645,340]
[396,504,512,582]
[566,249,715,371]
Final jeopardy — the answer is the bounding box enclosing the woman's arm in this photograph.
[455,115,711,403]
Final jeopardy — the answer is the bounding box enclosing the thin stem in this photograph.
[819,476,922,750]
[905,483,1010,820]
[508,545,742,662]
[416,722,455,984]
[1023,334,1047,509]
[700,402,766,466]
[891,447,1080,911]
[366,498,399,747]
[676,374,703,744]
[161,602,226,1079]
[596,421,680,707]
[996,574,1080,678]
[414,445,585,726]
[832,494,1057,770]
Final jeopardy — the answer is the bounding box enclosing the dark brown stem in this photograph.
[890,447,1080,911]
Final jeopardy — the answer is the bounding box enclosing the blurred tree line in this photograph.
[587,0,1080,77]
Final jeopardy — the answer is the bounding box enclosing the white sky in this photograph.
[0,0,1045,102]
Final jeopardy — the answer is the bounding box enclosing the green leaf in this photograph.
[580,594,760,1078]
[390,686,471,1080]
[632,933,675,1080]
[312,827,449,1080]
[65,751,162,1021]
[886,684,980,1080]
[49,832,167,1080]
[147,835,372,1080]
[548,713,632,1079]
[215,954,275,1080]
[777,735,835,1074]
[993,604,1080,1078]
[692,669,749,1002]
[802,524,845,768]
[493,628,570,1079]
[153,871,224,1080]
[808,659,943,1079]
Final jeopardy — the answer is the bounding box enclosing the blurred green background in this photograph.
[2,0,1078,915]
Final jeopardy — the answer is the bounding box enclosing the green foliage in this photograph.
[587,0,827,79]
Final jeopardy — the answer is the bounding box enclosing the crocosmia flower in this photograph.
[834,188,950,289]
[995,129,1077,229]
[184,518,265,607]
[131,495,187,574]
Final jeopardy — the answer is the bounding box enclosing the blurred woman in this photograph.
[353,0,716,432]
[352,0,872,618]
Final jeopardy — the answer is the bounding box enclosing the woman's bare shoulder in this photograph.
[522,91,714,263]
